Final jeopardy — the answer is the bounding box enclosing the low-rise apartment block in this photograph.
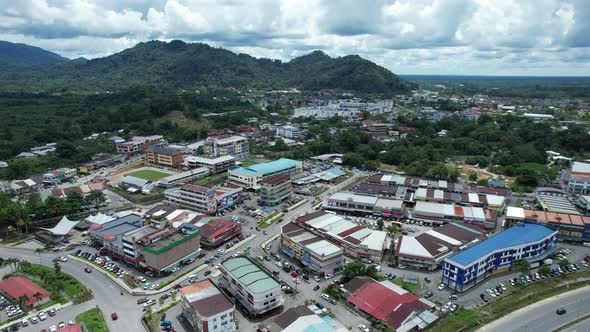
[141,228,201,274]
[116,135,165,155]
[228,158,302,190]
[259,174,292,206]
[565,162,590,194]
[442,222,557,292]
[146,144,185,168]
[219,257,282,316]
[181,280,236,332]
[204,136,249,159]
[295,211,388,262]
[186,155,237,174]
[281,222,344,276]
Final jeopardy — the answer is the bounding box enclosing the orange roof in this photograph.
[181,279,214,295]
[523,209,590,227]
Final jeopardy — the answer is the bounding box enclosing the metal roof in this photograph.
[221,257,279,294]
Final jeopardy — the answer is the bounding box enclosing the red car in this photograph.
[290,271,298,278]
[173,284,182,289]
[111,313,118,320]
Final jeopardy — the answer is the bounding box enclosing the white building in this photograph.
[219,257,282,315]
[565,161,590,194]
[185,155,236,174]
[181,279,236,332]
[275,125,301,139]
[228,158,302,190]
[204,136,249,159]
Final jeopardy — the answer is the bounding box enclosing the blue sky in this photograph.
[1,0,589,76]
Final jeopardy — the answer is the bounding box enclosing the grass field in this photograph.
[126,169,171,181]
[192,171,228,185]
[76,308,109,332]
[392,277,423,294]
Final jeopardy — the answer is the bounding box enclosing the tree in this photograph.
[17,295,29,308]
[539,265,551,277]
[342,261,375,282]
[468,171,478,182]
[17,260,31,272]
[56,140,78,159]
[34,248,43,263]
[65,191,84,214]
[7,258,19,272]
[32,291,43,306]
[53,260,61,274]
[376,219,384,231]
[85,190,106,213]
[517,260,530,275]
[558,259,569,269]
[273,138,289,151]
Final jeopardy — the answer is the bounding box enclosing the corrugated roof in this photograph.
[221,257,279,294]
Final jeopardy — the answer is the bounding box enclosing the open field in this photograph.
[126,169,172,181]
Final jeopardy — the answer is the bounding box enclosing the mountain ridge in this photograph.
[0,39,414,93]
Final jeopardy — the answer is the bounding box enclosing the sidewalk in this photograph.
[68,255,207,296]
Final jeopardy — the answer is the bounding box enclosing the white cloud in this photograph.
[0,0,589,75]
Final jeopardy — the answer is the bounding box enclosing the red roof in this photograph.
[346,280,430,329]
[199,219,240,240]
[0,277,50,307]
[58,324,83,332]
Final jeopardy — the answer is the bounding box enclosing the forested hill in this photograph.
[0,40,414,94]
[0,41,69,66]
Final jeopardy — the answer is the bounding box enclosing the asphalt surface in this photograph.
[478,286,590,332]
[564,317,590,332]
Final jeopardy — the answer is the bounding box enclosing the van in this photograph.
[449,294,458,300]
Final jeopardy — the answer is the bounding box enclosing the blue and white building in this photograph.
[441,223,558,292]
[228,158,302,190]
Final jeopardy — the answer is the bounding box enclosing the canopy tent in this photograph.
[40,215,79,235]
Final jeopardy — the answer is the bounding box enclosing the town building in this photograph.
[228,158,302,190]
[342,276,437,331]
[565,161,590,194]
[141,228,201,274]
[218,257,282,316]
[259,174,292,206]
[575,195,590,215]
[116,135,165,155]
[165,183,244,215]
[295,211,388,262]
[412,201,493,227]
[181,280,236,332]
[275,125,301,139]
[121,176,155,194]
[395,223,485,270]
[78,153,125,173]
[280,222,344,276]
[263,305,348,332]
[534,187,581,215]
[292,168,347,185]
[159,167,210,187]
[41,168,76,186]
[442,223,558,292]
[204,136,249,159]
[186,155,237,174]
[505,207,590,243]
[146,144,185,168]
[325,192,404,218]
[0,277,51,309]
[89,214,145,264]
[198,218,242,248]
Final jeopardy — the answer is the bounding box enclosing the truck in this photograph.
[543,259,553,265]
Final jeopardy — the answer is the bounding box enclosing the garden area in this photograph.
[191,171,228,185]
[111,186,165,205]
[4,260,92,306]
[75,308,109,332]
[126,169,172,181]
[391,277,423,294]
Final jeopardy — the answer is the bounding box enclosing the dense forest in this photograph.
[403,75,590,99]
[0,40,414,94]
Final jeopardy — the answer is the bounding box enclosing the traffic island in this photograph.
[76,307,109,332]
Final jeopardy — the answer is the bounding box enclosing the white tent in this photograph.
[85,213,115,225]
[41,216,79,235]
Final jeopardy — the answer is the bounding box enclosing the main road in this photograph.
[477,286,590,332]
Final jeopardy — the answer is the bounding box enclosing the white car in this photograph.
[30,316,39,324]
[359,324,370,332]
[313,276,321,282]
[137,276,147,283]
[321,293,331,301]
[292,278,300,284]
[144,299,156,307]
[324,273,334,280]
[38,312,47,320]
[437,283,447,291]
[217,249,225,254]
[276,262,283,268]
[58,256,68,262]
[49,326,57,332]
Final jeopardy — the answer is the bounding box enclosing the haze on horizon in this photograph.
[1,0,589,76]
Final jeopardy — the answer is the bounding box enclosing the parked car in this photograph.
[359,324,370,332]
[556,308,567,315]
[111,313,118,320]
[313,285,320,291]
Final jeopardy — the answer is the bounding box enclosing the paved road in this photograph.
[478,286,590,332]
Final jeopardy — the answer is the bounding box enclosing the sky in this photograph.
[1,0,589,76]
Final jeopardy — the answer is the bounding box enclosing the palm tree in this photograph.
[16,219,25,234]
[32,291,43,306]
[7,258,19,272]
[34,248,43,264]
[17,260,31,272]
[53,260,61,274]
[17,294,29,308]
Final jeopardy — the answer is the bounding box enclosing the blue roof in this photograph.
[448,223,556,266]
[232,158,299,176]
[326,168,346,176]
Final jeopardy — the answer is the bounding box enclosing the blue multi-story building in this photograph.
[441,222,558,292]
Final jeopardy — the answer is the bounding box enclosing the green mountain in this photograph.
[0,40,414,93]
[0,41,69,66]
